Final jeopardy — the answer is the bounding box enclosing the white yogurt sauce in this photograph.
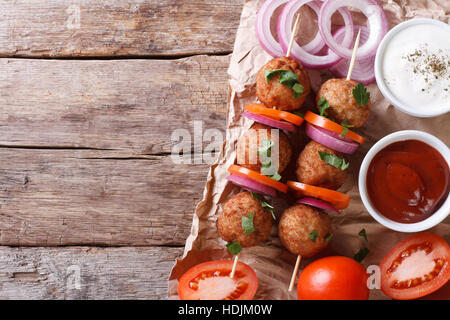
[381,24,450,114]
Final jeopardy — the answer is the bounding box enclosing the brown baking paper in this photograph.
[168,0,450,300]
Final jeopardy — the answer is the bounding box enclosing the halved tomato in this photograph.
[177,260,258,300]
[380,233,450,300]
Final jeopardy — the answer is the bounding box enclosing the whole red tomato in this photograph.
[297,256,369,300]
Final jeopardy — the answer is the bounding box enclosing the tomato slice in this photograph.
[177,260,258,300]
[287,181,350,210]
[244,103,304,126]
[380,233,450,300]
[304,111,365,144]
[229,165,288,193]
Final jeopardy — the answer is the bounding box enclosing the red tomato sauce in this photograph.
[367,140,449,223]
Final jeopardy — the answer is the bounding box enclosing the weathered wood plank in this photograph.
[0,149,210,246]
[0,55,229,153]
[0,56,230,246]
[0,246,182,299]
[0,0,243,57]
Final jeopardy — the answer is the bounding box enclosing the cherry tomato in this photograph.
[380,233,450,300]
[297,256,369,300]
[177,260,258,300]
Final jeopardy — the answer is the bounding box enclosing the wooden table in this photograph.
[0,0,243,299]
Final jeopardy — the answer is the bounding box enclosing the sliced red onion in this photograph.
[278,0,354,69]
[297,197,340,214]
[256,0,326,58]
[305,123,359,154]
[329,26,375,84]
[313,122,354,143]
[243,111,296,132]
[227,174,277,197]
[318,0,388,60]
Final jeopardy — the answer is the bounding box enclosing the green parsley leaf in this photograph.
[270,172,282,181]
[264,69,303,99]
[242,213,255,235]
[226,242,242,255]
[309,230,319,242]
[292,83,304,99]
[340,119,355,137]
[352,83,370,106]
[278,70,299,87]
[318,97,330,117]
[318,151,349,171]
[261,202,276,220]
[354,247,370,263]
[264,69,283,83]
[325,233,334,243]
[258,139,274,157]
[250,192,276,220]
[359,229,368,242]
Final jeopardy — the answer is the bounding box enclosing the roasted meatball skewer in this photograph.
[217,191,274,278]
[283,33,363,292]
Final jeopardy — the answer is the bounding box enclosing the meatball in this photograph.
[296,141,348,190]
[278,204,332,258]
[217,191,273,247]
[256,56,311,111]
[316,78,370,128]
[237,123,292,174]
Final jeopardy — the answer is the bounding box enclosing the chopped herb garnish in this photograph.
[258,139,282,181]
[226,242,242,255]
[352,83,370,106]
[292,83,304,99]
[318,151,349,171]
[265,69,304,99]
[258,139,274,157]
[270,172,282,181]
[251,192,276,220]
[354,247,370,263]
[242,213,255,235]
[340,119,355,137]
[318,97,330,117]
[325,233,334,243]
[309,230,319,242]
[359,229,368,242]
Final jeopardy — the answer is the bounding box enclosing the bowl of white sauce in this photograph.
[375,18,450,118]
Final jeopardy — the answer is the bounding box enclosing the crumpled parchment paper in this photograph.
[168,0,450,300]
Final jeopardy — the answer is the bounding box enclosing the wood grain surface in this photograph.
[0,246,183,299]
[0,0,244,299]
[0,55,229,246]
[0,0,243,57]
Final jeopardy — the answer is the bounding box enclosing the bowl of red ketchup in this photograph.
[359,130,450,232]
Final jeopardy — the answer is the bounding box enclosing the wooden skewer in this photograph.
[286,14,301,58]
[346,28,362,81]
[288,255,302,291]
[230,253,240,279]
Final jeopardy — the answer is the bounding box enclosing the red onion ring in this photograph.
[328,26,376,84]
[227,174,277,197]
[312,122,354,143]
[278,0,354,69]
[256,0,326,57]
[296,197,340,214]
[318,0,388,60]
[305,123,359,154]
[243,111,296,132]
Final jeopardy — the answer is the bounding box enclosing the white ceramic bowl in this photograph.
[359,130,450,232]
[374,18,450,118]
